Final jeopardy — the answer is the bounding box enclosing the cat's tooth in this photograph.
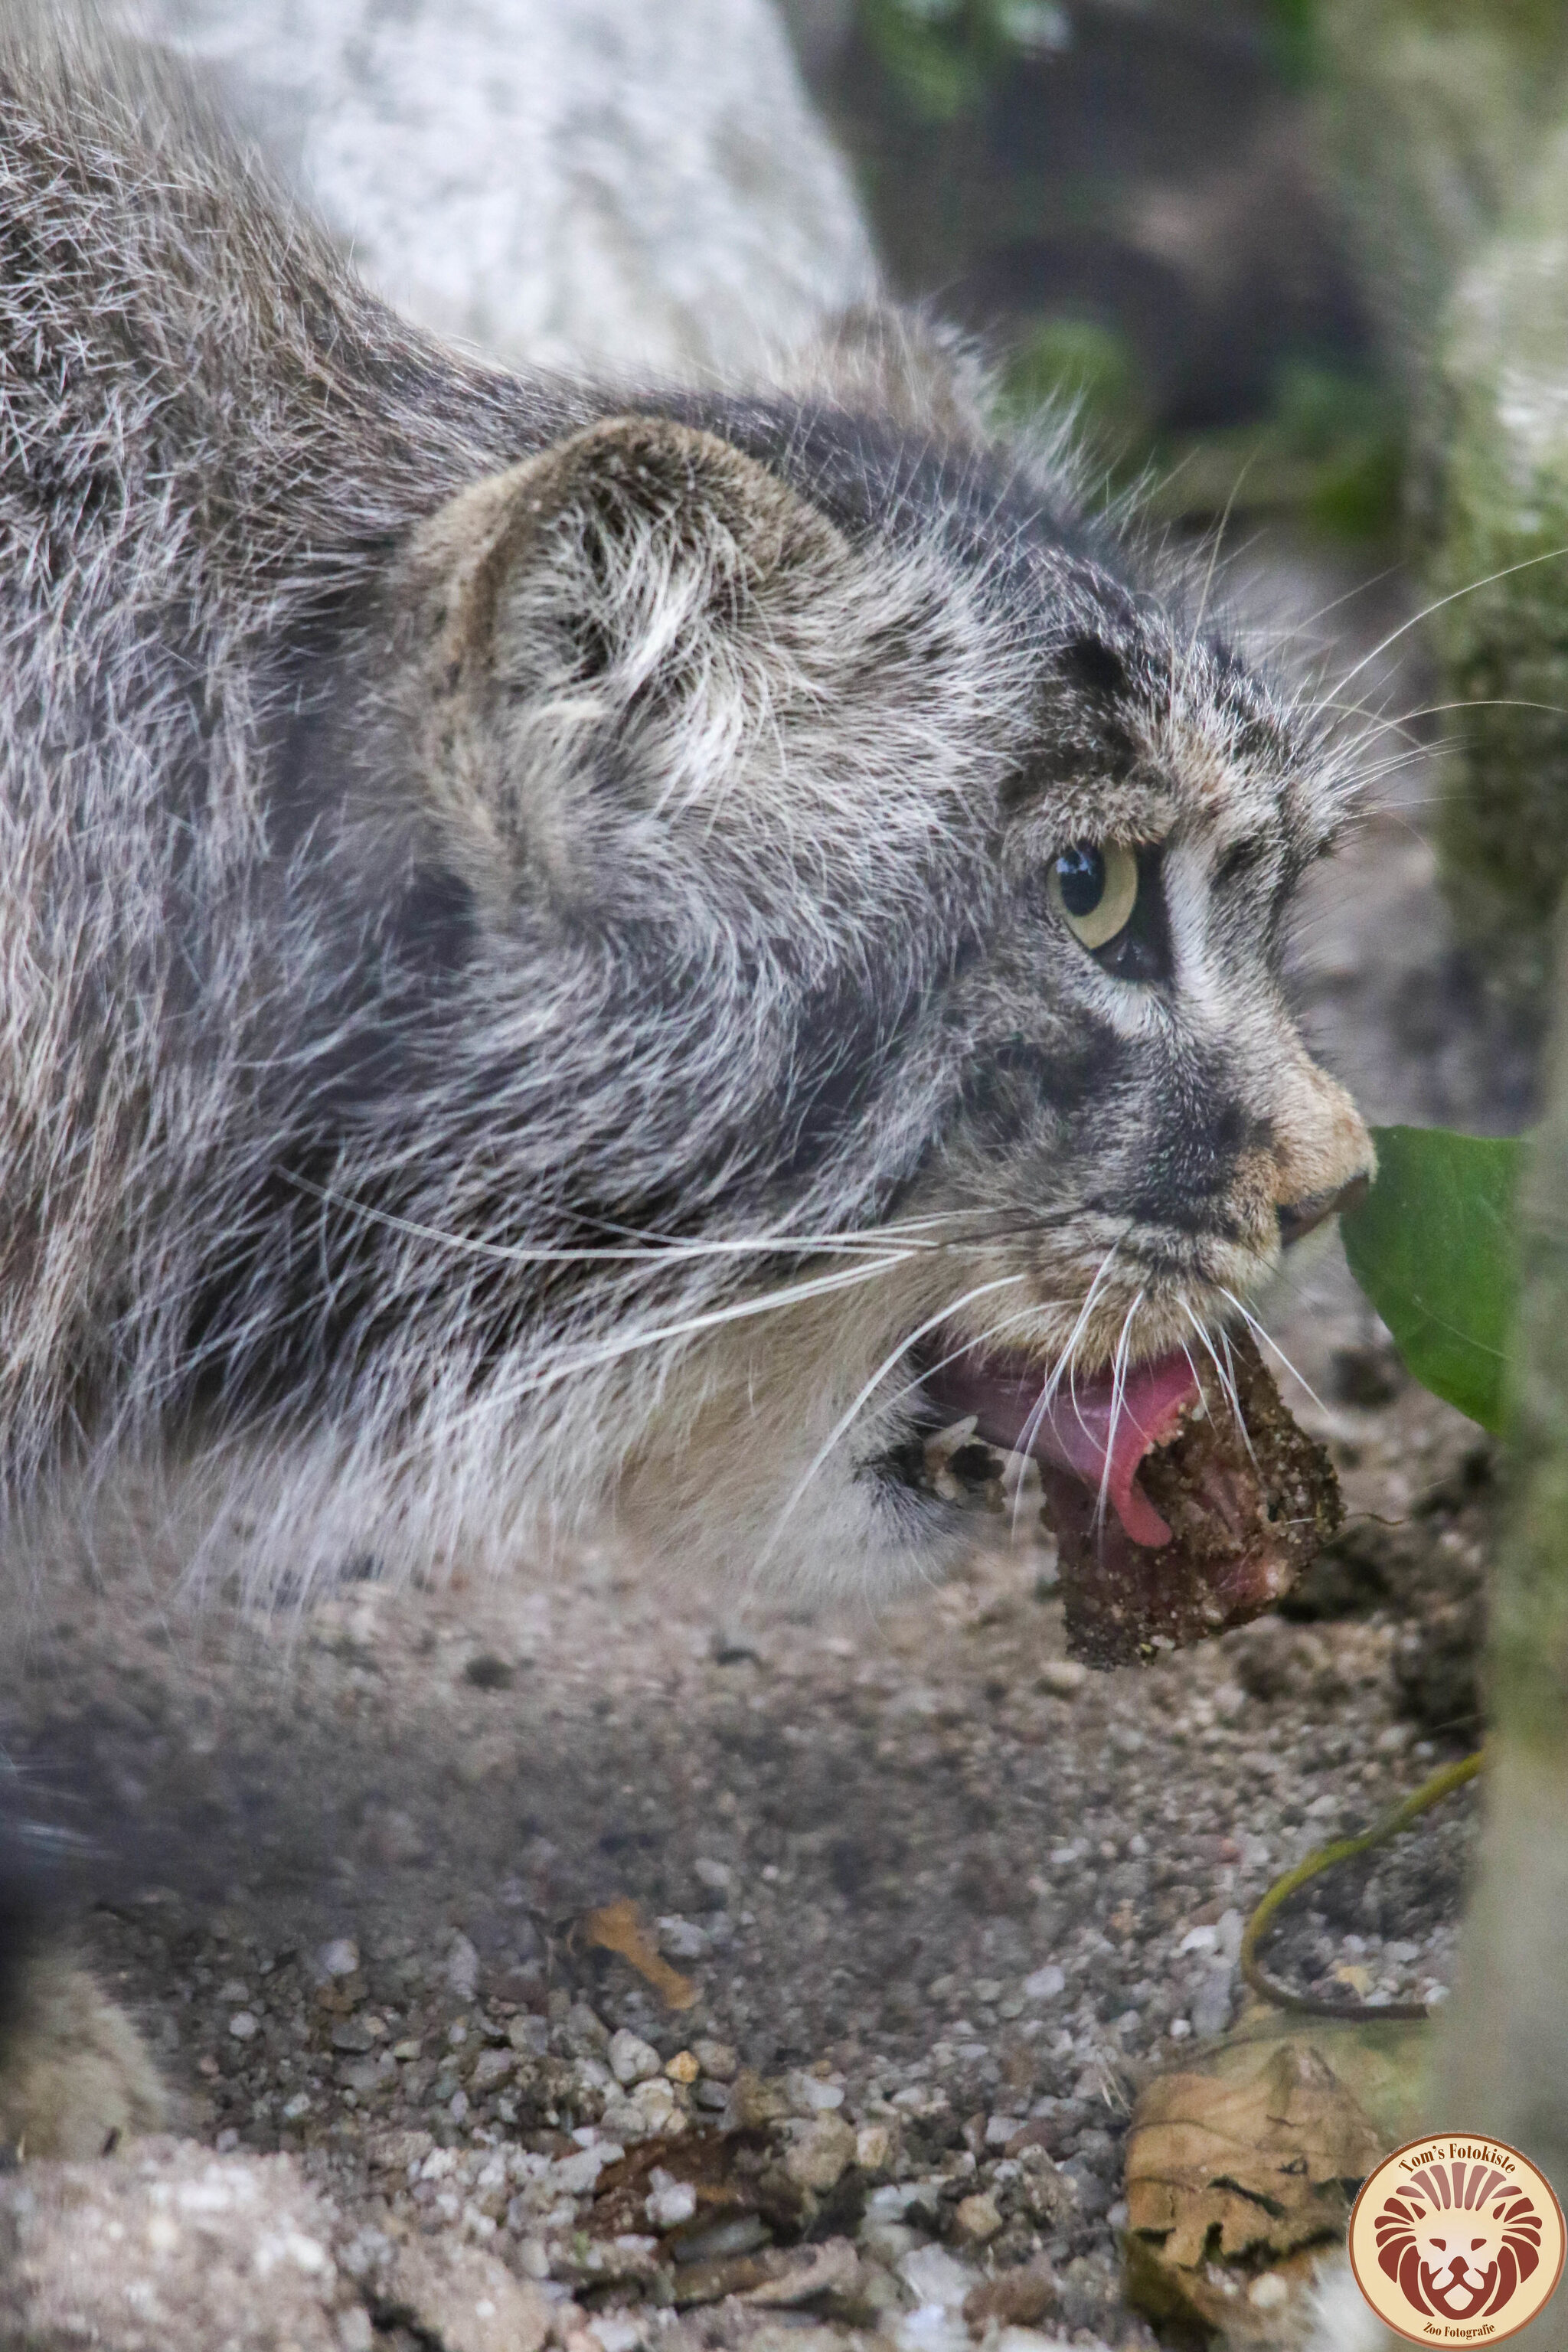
[923,1413,978,1470]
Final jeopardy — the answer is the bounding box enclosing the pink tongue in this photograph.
[936,1349,1200,1547]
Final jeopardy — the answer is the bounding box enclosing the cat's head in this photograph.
[351,320,1371,1596]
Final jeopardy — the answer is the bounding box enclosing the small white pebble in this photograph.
[645,2174,698,2230]
[608,2027,662,2086]
[227,2011,259,2041]
[655,1916,708,1960]
[588,2321,645,2352]
[444,1932,480,2000]
[318,1939,360,1980]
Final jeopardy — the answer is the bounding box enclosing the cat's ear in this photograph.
[401,415,851,898]
[783,303,993,440]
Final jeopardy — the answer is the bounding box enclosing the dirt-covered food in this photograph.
[924,1325,1341,1666]
[1044,1331,1343,1666]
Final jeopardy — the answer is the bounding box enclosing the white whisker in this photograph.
[1007,1240,1125,1540]
[1330,544,1568,703]
[1220,1289,1334,1423]
[374,1249,920,1486]
[280,1174,969,1266]
[1096,1289,1143,1530]
[1180,1302,1243,1433]
[753,1272,1030,1572]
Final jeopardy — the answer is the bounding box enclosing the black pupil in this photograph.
[1055,844,1106,918]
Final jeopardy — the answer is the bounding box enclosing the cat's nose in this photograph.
[1277,1173,1370,1249]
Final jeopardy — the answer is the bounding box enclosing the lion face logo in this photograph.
[1375,2159,1544,2321]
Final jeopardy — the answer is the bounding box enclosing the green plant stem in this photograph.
[1240,1751,1484,2022]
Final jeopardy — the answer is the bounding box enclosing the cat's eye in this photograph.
[1047,841,1139,951]
[1044,839,1171,983]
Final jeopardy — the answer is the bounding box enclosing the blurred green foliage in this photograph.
[998,318,1148,439]
[1263,0,1318,87]
[861,0,1069,121]
[844,0,1407,540]
[998,325,1404,537]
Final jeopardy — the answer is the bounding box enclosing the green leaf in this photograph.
[1339,1124,1524,1432]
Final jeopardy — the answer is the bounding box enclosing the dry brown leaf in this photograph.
[1122,2233,1330,2347]
[1123,2033,1401,2344]
[589,2126,761,2239]
[1122,2014,1430,2343]
[1221,2004,1432,2147]
[577,1897,697,2009]
[1125,2039,1387,2269]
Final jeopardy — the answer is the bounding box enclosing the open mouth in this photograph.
[916,1329,1342,1666]
[922,1343,1200,1548]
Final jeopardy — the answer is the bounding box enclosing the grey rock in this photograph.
[0,2139,347,2351]
[607,2026,662,2086]
[1429,116,1568,1016]
[443,1932,482,2001]
[126,0,876,377]
[379,2235,552,2352]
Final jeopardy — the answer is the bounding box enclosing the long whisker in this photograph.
[1179,1300,1259,1478]
[1008,1240,1125,1540]
[1180,1302,1243,1433]
[1183,452,1256,684]
[370,1249,921,1487]
[753,1272,1030,1573]
[1095,1289,1143,1531]
[279,1171,1089,1267]
[1220,1289,1335,1423]
[279,1178,943,1267]
[873,1300,1068,1429]
[1263,560,1404,641]
[576,1200,1018,1253]
[1330,544,1568,703]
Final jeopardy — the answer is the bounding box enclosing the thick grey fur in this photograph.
[0,0,1382,2161]
[0,4,1370,1621]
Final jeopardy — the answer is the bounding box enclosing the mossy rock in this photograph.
[1431,117,1568,1018]
[1315,1,1568,408]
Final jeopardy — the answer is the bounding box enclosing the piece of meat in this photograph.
[1040,1330,1341,1667]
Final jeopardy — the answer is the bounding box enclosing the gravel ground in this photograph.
[0,537,1511,2349]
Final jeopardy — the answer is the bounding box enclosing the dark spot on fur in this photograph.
[772,978,899,1187]
[1060,634,1128,702]
[1113,1080,1272,1234]
[956,1024,1126,1146]
[1214,835,1268,890]
[392,863,477,979]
